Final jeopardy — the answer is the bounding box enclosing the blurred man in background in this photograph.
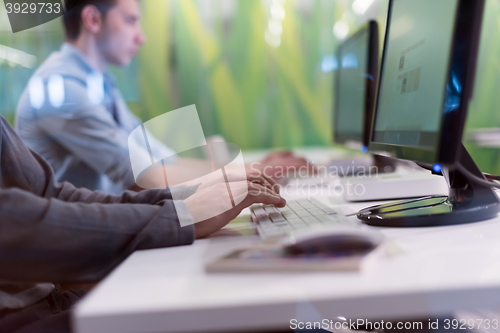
[16,0,310,195]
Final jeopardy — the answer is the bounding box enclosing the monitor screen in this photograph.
[369,0,482,165]
[358,0,494,228]
[334,22,378,148]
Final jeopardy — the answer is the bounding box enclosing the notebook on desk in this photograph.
[205,243,385,273]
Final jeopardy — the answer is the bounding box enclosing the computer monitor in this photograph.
[332,21,396,175]
[357,0,500,227]
[334,21,378,150]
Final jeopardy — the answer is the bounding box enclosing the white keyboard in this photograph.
[250,198,357,240]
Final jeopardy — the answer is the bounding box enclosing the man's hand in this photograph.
[129,157,281,195]
[246,170,281,194]
[184,181,286,239]
[194,166,281,194]
[249,151,315,180]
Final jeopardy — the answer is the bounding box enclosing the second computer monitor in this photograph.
[369,0,482,166]
[358,0,500,227]
[334,21,378,150]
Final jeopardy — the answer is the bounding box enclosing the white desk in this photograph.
[73,189,500,332]
[72,153,500,333]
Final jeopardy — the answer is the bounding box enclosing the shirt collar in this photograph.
[60,43,96,73]
[60,42,116,85]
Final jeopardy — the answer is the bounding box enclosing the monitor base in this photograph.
[357,195,500,227]
[357,145,500,227]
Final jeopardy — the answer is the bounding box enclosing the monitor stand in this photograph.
[357,145,500,227]
[372,154,397,174]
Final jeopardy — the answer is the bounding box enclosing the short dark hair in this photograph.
[63,0,117,40]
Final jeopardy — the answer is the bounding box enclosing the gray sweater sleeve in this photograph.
[0,117,195,283]
[49,180,199,205]
[0,187,194,283]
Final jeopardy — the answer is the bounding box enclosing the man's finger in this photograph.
[247,174,280,194]
[234,182,286,208]
[250,179,274,193]
[259,173,280,193]
[234,181,276,199]
[275,150,293,157]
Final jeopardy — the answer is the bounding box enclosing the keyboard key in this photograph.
[323,208,338,215]
[296,200,312,208]
[295,210,311,218]
[311,201,338,215]
[251,207,268,218]
[314,213,328,221]
[250,199,355,240]
[303,217,322,226]
[288,219,307,229]
[307,208,323,214]
[269,213,285,223]
[258,218,273,228]
[281,211,296,218]
[264,206,281,214]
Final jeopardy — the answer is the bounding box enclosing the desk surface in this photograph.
[73,154,500,333]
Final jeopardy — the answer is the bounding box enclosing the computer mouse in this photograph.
[281,228,384,257]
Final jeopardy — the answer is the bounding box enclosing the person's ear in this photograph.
[80,5,103,35]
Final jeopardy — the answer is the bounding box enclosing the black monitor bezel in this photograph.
[333,20,379,148]
[368,0,484,166]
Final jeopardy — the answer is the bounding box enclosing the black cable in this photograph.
[456,163,500,189]
[484,173,500,181]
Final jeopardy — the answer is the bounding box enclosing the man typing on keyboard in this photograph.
[0,116,286,333]
[251,198,346,240]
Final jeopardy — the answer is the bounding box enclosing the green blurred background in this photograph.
[1,0,500,172]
